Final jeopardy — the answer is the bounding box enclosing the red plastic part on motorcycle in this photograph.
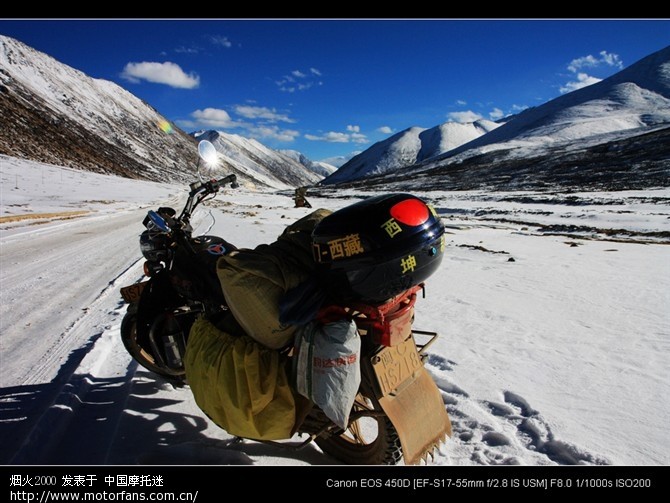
[316,284,423,346]
[390,198,430,227]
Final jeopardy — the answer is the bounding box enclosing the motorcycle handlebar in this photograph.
[213,174,239,190]
[189,174,238,196]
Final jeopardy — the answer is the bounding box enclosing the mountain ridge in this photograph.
[193,130,322,189]
[279,149,337,178]
[321,44,670,189]
[438,45,670,162]
[0,35,320,189]
[323,119,500,185]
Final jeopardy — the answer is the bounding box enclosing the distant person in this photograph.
[294,186,312,208]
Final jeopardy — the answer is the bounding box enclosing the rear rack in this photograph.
[412,329,439,359]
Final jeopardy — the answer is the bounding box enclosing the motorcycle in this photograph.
[119,140,451,465]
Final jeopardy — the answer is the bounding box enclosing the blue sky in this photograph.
[1,19,668,164]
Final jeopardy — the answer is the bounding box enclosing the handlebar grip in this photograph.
[216,174,239,189]
[189,174,238,197]
[217,174,235,184]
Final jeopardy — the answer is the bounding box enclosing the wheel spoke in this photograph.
[348,420,365,444]
[313,391,403,464]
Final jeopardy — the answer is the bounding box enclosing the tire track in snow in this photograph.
[4,204,213,464]
[6,260,145,464]
[424,353,610,465]
[21,258,144,387]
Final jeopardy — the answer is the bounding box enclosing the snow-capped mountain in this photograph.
[192,131,322,189]
[320,44,670,192]
[0,35,320,189]
[279,149,337,178]
[320,151,361,168]
[322,119,500,185]
[0,35,199,182]
[438,44,670,160]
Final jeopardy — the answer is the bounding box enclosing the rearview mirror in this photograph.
[198,140,218,166]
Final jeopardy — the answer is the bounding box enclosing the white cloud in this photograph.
[175,119,196,129]
[567,50,623,73]
[346,125,360,133]
[280,82,317,93]
[321,151,362,167]
[600,51,624,69]
[456,99,467,106]
[489,107,504,120]
[511,104,528,112]
[567,54,598,73]
[247,125,300,142]
[561,50,622,94]
[560,72,602,94]
[233,105,295,123]
[190,108,240,128]
[185,105,300,142]
[447,110,483,123]
[175,46,199,54]
[309,132,349,143]
[121,61,200,89]
[277,68,323,93]
[209,35,233,48]
[305,129,369,144]
[377,126,393,134]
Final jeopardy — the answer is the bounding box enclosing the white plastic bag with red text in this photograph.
[293,319,361,430]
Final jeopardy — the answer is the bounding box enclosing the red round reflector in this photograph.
[390,199,429,226]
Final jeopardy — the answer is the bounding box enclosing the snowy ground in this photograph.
[1,154,668,466]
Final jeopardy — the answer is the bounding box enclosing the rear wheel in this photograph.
[314,393,403,465]
[120,310,186,382]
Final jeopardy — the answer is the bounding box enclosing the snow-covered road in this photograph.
[1,156,669,466]
[2,208,149,388]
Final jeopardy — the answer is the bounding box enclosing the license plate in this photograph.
[120,281,147,303]
[372,336,423,396]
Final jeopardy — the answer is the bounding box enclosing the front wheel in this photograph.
[120,310,186,382]
[314,393,402,465]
